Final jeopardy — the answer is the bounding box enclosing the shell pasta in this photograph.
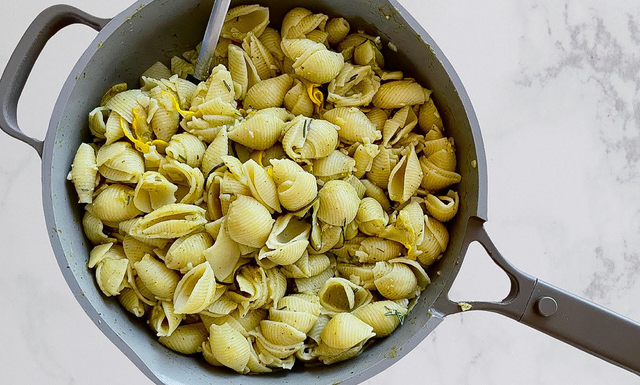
[68,3,461,375]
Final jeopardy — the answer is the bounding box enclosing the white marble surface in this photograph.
[1,0,640,384]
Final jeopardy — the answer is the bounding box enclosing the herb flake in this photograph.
[384,306,406,325]
[222,79,231,92]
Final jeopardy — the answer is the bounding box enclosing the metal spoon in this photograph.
[191,0,232,81]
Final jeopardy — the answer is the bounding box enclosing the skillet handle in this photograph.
[0,5,110,157]
[434,216,640,375]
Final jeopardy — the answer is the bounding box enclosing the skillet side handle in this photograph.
[520,280,640,375]
[0,5,110,157]
[435,217,640,375]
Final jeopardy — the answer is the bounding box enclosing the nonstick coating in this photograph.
[41,0,487,384]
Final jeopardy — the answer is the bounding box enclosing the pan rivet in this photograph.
[536,296,558,317]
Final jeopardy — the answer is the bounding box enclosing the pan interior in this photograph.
[44,0,485,384]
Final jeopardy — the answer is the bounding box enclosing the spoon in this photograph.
[191,0,232,81]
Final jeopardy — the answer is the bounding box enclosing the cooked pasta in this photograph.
[70,3,462,375]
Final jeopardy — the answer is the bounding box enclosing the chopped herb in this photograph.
[376,247,384,252]
[384,306,406,325]
[303,119,310,139]
[222,79,231,92]
[353,287,359,293]
[155,177,162,182]
[178,154,187,162]
[125,195,132,205]
[278,305,288,311]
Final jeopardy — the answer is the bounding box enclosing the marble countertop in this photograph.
[1,0,640,384]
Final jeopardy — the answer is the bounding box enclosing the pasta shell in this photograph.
[337,33,380,60]
[166,133,206,168]
[122,234,155,264]
[423,189,458,222]
[96,141,144,184]
[129,203,207,239]
[86,184,142,222]
[282,7,328,39]
[133,171,178,213]
[134,254,181,300]
[170,55,195,79]
[360,178,392,212]
[265,268,288,309]
[312,150,356,182]
[88,106,109,139]
[226,195,275,248]
[352,300,407,337]
[118,287,147,317]
[104,111,126,145]
[258,240,308,266]
[366,108,389,131]
[417,215,449,266]
[278,294,322,316]
[354,237,404,263]
[82,211,116,245]
[266,214,310,249]
[208,322,252,373]
[295,266,336,294]
[228,44,262,100]
[201,127,229,176]
[323,107,381,144]
[336,263,376,289]
[366,146,401,188]
[158,159,205,204]
[281,115,339,161]
[69,143,98,203]
[173,262,217,314]
[306,30,329,46]
[281,38,344,84]
[221,4,269,41]
[228,107,291,150]
[203,219,242,283]
[269,308,318,334]
[317,180,360,226]
[382,106,419,147]
[418,97,444,133]
[242,32,279,80]
[284,78,314,117]
[320,312,375,349]
[372,79,428,109]
[355,197,389,236]
[260,320,307,345]
[327,63,380,107]
[165,232,212,272]
[243,74,293,110]
[159,323,208,354]
[243,159,280,213]
[318,277,371,313]
[150,301,183,337]
[326,18,350,45]
[379,198,425,254]
[141,61,172,80]
[95,256,129,297]
[202,65,236,105]
[419,156,462,191]
[373,261,418,300]
[428,145,457,172]
[258,28,284,62]
[104,89,148,123]
[344,175,366,199]
[354,40,384,70]
[388,145,423,203]
[390,257,431,290]
[149,89,180,142]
